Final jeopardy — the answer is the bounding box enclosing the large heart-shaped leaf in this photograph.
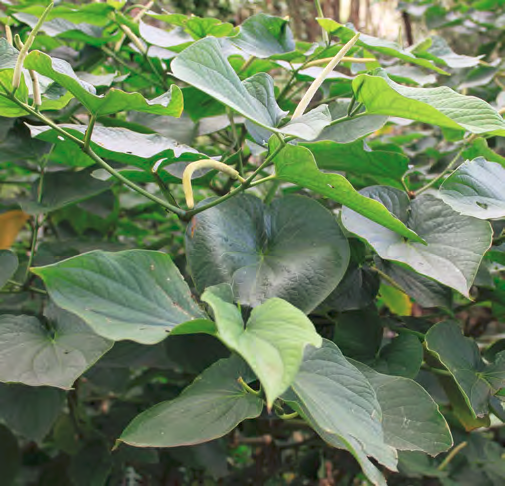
[186,194,350,313]
[353,70,505,136]
[232,13,296,58]
[180,284,322,407]
[118,355,263,447]
[353,361,453,456]
[341,186,492,296]
[425,320,505,417]
[24,51,183,117]
[0,307,112,389]
[32,250,207,344]
[171,37,330,140]
[439,157,505,219]
[271,139,423,242]
[285,340,397,486]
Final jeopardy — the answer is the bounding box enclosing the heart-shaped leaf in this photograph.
[353,70,505,136]
[24,51,183,116]
[0,307,112,389]
[183,284,322,407]
[32,250,207,344]
[118,355,263,447]
[440,157,505,219]
[186,194,350,313]
[425,320,505,417]
[341,186,492,296]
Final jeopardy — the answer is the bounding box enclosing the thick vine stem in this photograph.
[304,56,375,68]
[12,1,53,89]
[291,32,360,120]
[5,25,13,46]
[183,159,246,209]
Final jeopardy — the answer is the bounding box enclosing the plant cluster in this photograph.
[1,0,505,484]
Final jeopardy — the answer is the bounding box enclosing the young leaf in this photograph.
[439,157,505,219]
[118,355,263,447]
[193,284,322,407]
[24,51,183,116]
[341,186,492,296]
[0,250,18,289]
[285,339,397,486]
[0,307,112,389]
[425,320,505,417]
[352,361,453,455]
[232,13,296,58]
[31,250,207,344]
[270,139,423,242]
[186,194,350,313]
[353,70,505,136]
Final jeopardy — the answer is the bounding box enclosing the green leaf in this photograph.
[375,259,453,308]
[68,439,112,486]
[0,384,65,442]
[0,307,112,388]
[20,168,113,215]
[186,194,350,313]
[463,137,505,168]
[375,333,423,378]
[313,101,388,143]
[341,186,492,296]
[317,19,448,74]
[139,20,191,48]
[24,51,183,116]
[232,13,296,58]
[353,70,505,136]
[0,70,29,117]
[271,139,424,242]
[198,284,322,407]
[31,250,207,344]
[285,339,397,486]
[440,157,505,219]
[353,361,453,456]
[0,250,18,289]
[333,307,383,363]
[0,424,20,486]
[171,37,330,140]
[28,124,203,172]
[318,263,380,312]
[425,320,505,417]
[300,139,408,189]
[118,355,263,447]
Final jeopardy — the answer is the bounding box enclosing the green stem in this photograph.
[416,146,465,195]
[83,114,96,150]
[437,441,468,471]
[313,0,329,44]
[227,108,244,176]
[370,266,406,293]
[421,364,451,376]
[238,377,262,397]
